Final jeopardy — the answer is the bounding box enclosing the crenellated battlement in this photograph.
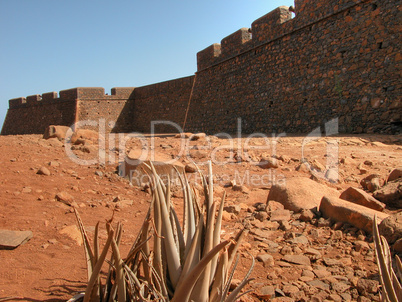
[196,6,294,71]
[196,0,371,71]
[8,87,136,109]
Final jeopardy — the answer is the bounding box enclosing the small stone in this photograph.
[388,168,402,182]
[0,230,33,249]
[259,285,275,300]
[299,209,315,222]
[95,171,103,177]
[259,157,279,169]
[270,209,291,222]
[48,161,60,167]
[21,187,32,194]
[185,164,197,173]
[223,204,241,214]
[232,184,249,194]
[37,166,51,176]
[256,253,275,267]
[255,211,269,221]
[55,191,75,206]
[282,254,311,266]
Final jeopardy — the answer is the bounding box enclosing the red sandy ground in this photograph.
[0,133,400,301]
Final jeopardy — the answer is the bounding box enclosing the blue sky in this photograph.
[0,0,294,129]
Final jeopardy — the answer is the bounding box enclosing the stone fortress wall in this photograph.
[1,0,400,136]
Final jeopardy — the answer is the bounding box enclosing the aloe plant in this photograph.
[73,161,254,301]
[373,215,402,302]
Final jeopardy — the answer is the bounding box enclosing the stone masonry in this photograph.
[1,0,400,136]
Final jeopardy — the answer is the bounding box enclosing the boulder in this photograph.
[387,168,402,182]
[120,150,184,186]
[70,129,102,145]
[266,177,339,212]
[378,212,402,244]
[339,187,385,211]
[43,125,70,141]
[259,156,279,169]
[373,178,402,208]
[360,174,384,193]
[319,196,389,233]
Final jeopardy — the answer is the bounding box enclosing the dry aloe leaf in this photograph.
[108,224,126,302]
[224,256,255,302]
[210,249,228,302]
[152,165,182,289]
[373,215,399,302]
[190,201,217,302]
[83,226,114,302]
[176,214,204,289]
[74,208,95,281]
[227,229,247,270]
[210,192,226,282]
[171,240,230,302]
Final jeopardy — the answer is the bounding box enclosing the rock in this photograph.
[59,225,83,246]
[21,187,32,193]
[43,125,70,140]
[232,184,249,194]
[307,280,330,291]
[282,254,311,266]
[223,204,241,215]
[387,168,402,182]
[393,238,402,253]
[36,166,51,176]
[256,253,275,267]
[360,174,384,192]
[259,156,279,169]
[190,133,207,141]
[299,209,315,222]
[174,132,193,138]
[373,178,402,208]
[378,212,402,244]
[0,229,33,249]
[270,209,291,222]
[319,196,389,233]
[95,170,103,177]
[184,163,197,173]
[356,278,379,295]
[259,285,275,300]
[255,211,269,221]
[55,191,75,206]
[266,200,285,212]
[121,151,185,186]
[339,187,385,211]
[70,129,101,145]
[221,211,233,221]
[266,177,339,213]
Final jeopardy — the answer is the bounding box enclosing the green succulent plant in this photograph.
[72,161,254,302]
[373,215,402,302]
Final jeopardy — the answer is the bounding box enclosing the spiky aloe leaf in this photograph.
[176,214,204,288]
[153,167,182,289]
[83,225,114,302]
[74,208,95,282]
[108,224,126,302]
[373,215,399,302]
[210,192,226,282]
[210,249,229,302]
[224,256,255,302]
[171,240,230,302]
